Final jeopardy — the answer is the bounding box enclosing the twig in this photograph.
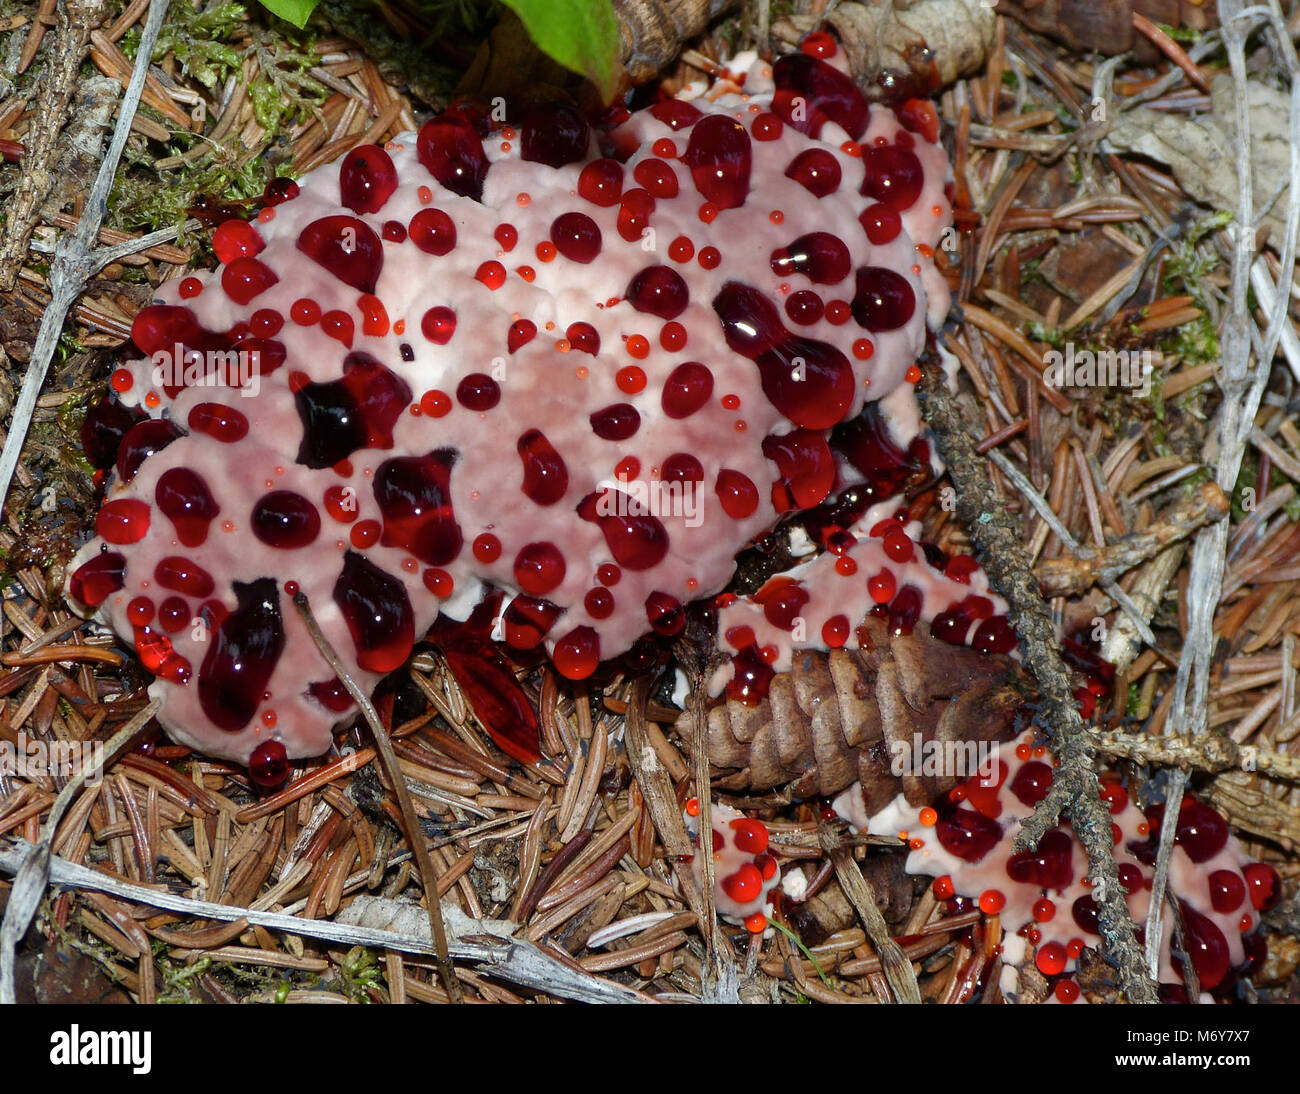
[916,363,1158,1003]
[290,591,461,1003]
[0,840,648,1003]
[1144,0,1296,981]
[1033,482,1228,598]
[0,0,169,512]
[818,823,921,1004]
[1092,725,1300,782]
[0,0,109,290]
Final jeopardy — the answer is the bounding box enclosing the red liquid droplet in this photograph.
[296,215,384,293]
[550,211,602,263]
[339,144,398,213]
[155,556,216,598]
[293,352,412,469]
[70,552,126,606]
[770,232,851,285]
[784,149,842,196]
[762,429,835,511]
[715,469,759,520]
[251,490,321,549]
[409,208,457,255]
[519,102,590,168]
[772,54,869,139]
[198,578,286,732]
[96,498,151,544]
[1009,760,1054,806]
[578,158,624,206]
[155,467,219,547]
[852,266,916,332]
[1006,828,1075,890]
[517,429,569,505]
[187,402,249,443]
[682,115,752,209]
[333,551,414,673]
[249,740,290,789]
[373,449,462,566]
[417,113,489,200]
[661,361,714,419]
[861,145,924,211]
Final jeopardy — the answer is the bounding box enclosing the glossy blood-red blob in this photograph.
[861,146,925,211]
[296,216,384,292]
[198,578,285,732]
[293,352,412,469]
[682,115,752,209]
[251,490,322,549]
[409,208,457,255]
[520,102,590,168]
[339,144,398,213]
[155,468,218,546]
[936,808,1002,863]
[661,361,714,418]
[626,265,689,319]
[1009,760,1054,806]
[851,266,916,331]
[417,113,489,200]
[70,552,126,606]
[578,158,623,206]
[762,429,835,510]
[1179,901,1231,989]
[155,556,216,598]
[116,419,183,483]
[81,398,143,471]
[589,403,640,441]
[373,449,462,566]
[784,149,842,196]
[1006,828,1075,890]
[770,232,851,285]
[187,402,249,443]
[517,429,569,505]
[333,551,415,673]
[772,54,869,139]
[550,211,602,263]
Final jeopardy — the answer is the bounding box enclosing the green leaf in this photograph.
[258,0,320,29]
[499,0,621,102]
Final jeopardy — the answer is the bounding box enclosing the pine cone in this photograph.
[684,618,1026,810]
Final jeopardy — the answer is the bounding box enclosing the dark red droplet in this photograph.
[263,176,299,205]
[861,145,924,211]
[772,53,869,139]
[339,144,398,213]
[682,114,752,209]
[248,739,290,789]
[296,215,384,293]
[251,490,321,549]
[517,429,569,505]
[81,398,144,471]
[860,203,902,245]
[513,541,566,596]
[851,266,916,332]
[456,372,500,411]
[661,361,714,419]
[70,551,125,606]
[115,418,183,484]
[187,402,249,443]
[566,321,600,355]
[155,555,216,598]
[417,113,489,201]
[553,625,601,681]
[649,99,702,130]
[1006,828,1074,890]
[888,583,923,635]
[645,591,685,636]
[578,158,624,206]
[333,550,414,673]
[581,488,670,570]
[1179,900,1231,989]
[409,208,457,255]
[715,469,759,519]
[1175,798,1229,863]
[1009,760,1053,806]
[309,677,355,713]
[784,148,842,196]
[1208,869,1246,914]
[550,211,602,263]
[373,449,462,566]
[936,808,1002,863]
[633,157,679,198]
[589,403,640,441]
[626,264,689,319]
[770,232,851,285]
[293,351,412,469]
[212,219,264,263]
[155,468,218,547]
[1243,862,1280,910]
[520,102,590,168]
[198,578,285,732]
[762,429,835,510]
[617,187,655,243]
[501,595,561,651]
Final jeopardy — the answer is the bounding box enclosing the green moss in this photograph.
[120,2,246,89]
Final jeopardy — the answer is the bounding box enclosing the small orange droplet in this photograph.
[575,365,589,379]
[919,807,938,826]
[769,209,784,224]
[744,912,768,934]
[144,391,160,408]
[417,186,432,204]
[517,191,530,205]
[685,797,700,816]
[258,207,275,223]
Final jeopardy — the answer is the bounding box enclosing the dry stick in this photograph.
[0,0,109,290]
[818,824,921,1004]
[0,839,647,1004]
[915,367,1157,1003]
[0,0,169,510]
[1092,726,1300,783]
[1033,482,1228,598]
[290,592,461,1004]
[1145,0,1299,981]
[0,698,160,1004]
[686,657,740,1003]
